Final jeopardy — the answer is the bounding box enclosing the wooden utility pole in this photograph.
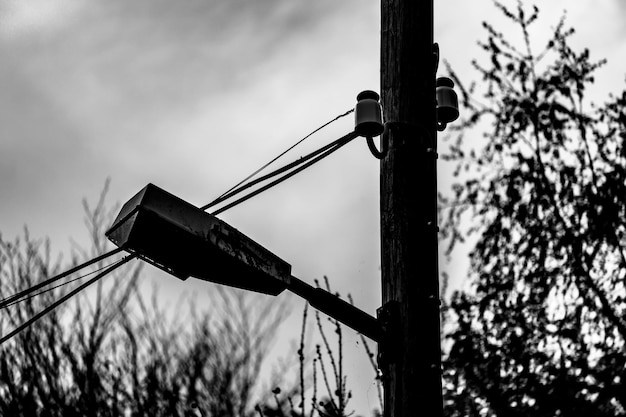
[380,1,443,416]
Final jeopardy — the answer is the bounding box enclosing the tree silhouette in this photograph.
[441,1,626,415]
[257,280,382,417]
[0,183,382,417]
[0,184,290,417]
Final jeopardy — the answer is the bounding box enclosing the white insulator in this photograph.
[355,90,384,137]
[436,77,459,124]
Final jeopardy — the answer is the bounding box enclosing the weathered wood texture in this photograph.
[380,1,443,416]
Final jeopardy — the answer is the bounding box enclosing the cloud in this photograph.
[1,0,371,148]
[0,0,86,40]
[0,0,378,246]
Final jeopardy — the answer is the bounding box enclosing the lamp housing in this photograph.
[105,184,291,295]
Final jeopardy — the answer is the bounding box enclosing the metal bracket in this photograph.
[376,300,400,369]
[287,276,384,343]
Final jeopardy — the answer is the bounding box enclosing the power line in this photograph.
[204,108,354,210]
[202,131,357,212]
[2,127,353,331]
[211,131,359,215]
[0,259,121,310]
[0,113,356,342]
[0,247,123,310]
[0,255,134,347]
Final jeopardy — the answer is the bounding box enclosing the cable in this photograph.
[201,131,357,211]
[212,131,357,215]
[0,255,134,347]
[0,259,121,310]
[0,247,124,310]
[366,135,388,159]
[205,108,354,209]
[0,111,356,344]
[201,135,348,211]
[211,131,359,215]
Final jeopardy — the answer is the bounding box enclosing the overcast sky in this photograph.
[1,0,625,414]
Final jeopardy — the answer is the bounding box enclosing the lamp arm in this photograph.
[286,275,383,342]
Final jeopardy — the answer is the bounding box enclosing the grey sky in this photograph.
[1,0,625,414]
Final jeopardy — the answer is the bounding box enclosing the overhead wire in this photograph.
[0,247,124,310]
[0,258,123,310]
[0,255,134,347]
[210,131,359,215]
[0,108,356,343]
[208,108,354,207]
[202,130,358,212]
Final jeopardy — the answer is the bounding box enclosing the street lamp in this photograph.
[106,183,291,295]
[106,81,459,415]
[106,183,383,342]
